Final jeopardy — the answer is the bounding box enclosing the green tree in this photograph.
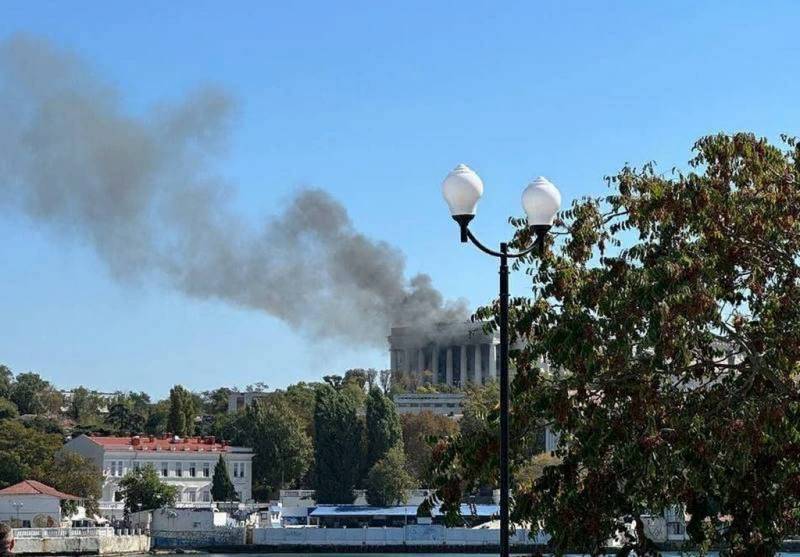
[431,133,800,556]
[211,455,238,502]
[106,401,145,435]
[458,381,500,440]
[127,391,152,416]
[400,411,458,486]
[284,382,322,438]
[239,398,312,499]
[22,415,66,435]
[144,400,169,435]
[202,387,232,416]
[343,369,369,390]
[10,372,53,415]
[0,419,61,487]
[118,464,178,513]
[365,388,402,471]
[49,451,102,516]
[167,385,196,436]
[0,398,19,420]
[365,446,414,506]
[313,384,362,503]
[66,386,102,422]
[0,365,12,399]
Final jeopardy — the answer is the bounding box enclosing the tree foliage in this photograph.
[10,372,59,415]
[211,454,238,502]
[365,446,414,506]
[0,419,102,515]
[105,401,145,435]
[365,388,403,471]
[119,464,178,513]
[313,383,362,503]
[239,397,312,498]
[66,387,103,422]
[0,398,19,420]
[431,134,800,556]
[400,411,457,486]
[167,385,196,437]
[50,451,103,516]
[0,366,12,399]
[0,419,61,488]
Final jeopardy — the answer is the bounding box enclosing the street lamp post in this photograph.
[12,500,23,526]
[442,164,561,557]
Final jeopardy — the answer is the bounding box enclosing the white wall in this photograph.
[253,525,550,546]
[0,495,62,527]
[150,508,228,531]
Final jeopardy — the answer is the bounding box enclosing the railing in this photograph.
[280,490,316,498]
[12,527,116,539]
[174,501,215,508]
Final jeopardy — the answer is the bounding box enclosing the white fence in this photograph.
[12,527,115,539]
[254,525,549,546]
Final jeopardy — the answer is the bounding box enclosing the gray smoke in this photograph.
[0,35,467,346]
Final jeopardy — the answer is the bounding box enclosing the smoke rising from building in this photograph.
[0,35,467,346]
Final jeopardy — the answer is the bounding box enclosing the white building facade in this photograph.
[64,434,253,519]
[392,393,465,417]
[0,480,79,528]
[388,322,500,387]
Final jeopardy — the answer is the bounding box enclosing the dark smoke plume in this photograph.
[0,35,467,346]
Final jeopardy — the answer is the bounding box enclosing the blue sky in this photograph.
[1,1,799,398]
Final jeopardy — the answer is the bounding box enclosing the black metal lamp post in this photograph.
[442,164,561,557]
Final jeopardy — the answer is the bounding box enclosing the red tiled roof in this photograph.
[0,480,80,500]
[84,435,231,452]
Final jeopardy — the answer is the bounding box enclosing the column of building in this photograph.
[489,343,498,380]
[445,347,453,386]
[473,345,482,385]
[432,344,439,382]
[460,346,468,387]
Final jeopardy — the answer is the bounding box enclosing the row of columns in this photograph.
[397,343,498,386]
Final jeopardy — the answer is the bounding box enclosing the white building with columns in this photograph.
[388,322,501,387]
[64,434,253,519]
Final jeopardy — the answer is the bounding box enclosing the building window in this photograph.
[189,462,196,477]
[110,460,124,477]
[203,462,210,477]
[162,463,169,477]
[232,462,245,478]
[466,345,476,381]
[175,462,182,477]
[202,491,210,502]
[133,461,140,471]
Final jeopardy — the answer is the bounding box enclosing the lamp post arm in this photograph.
[463,226,548,259]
